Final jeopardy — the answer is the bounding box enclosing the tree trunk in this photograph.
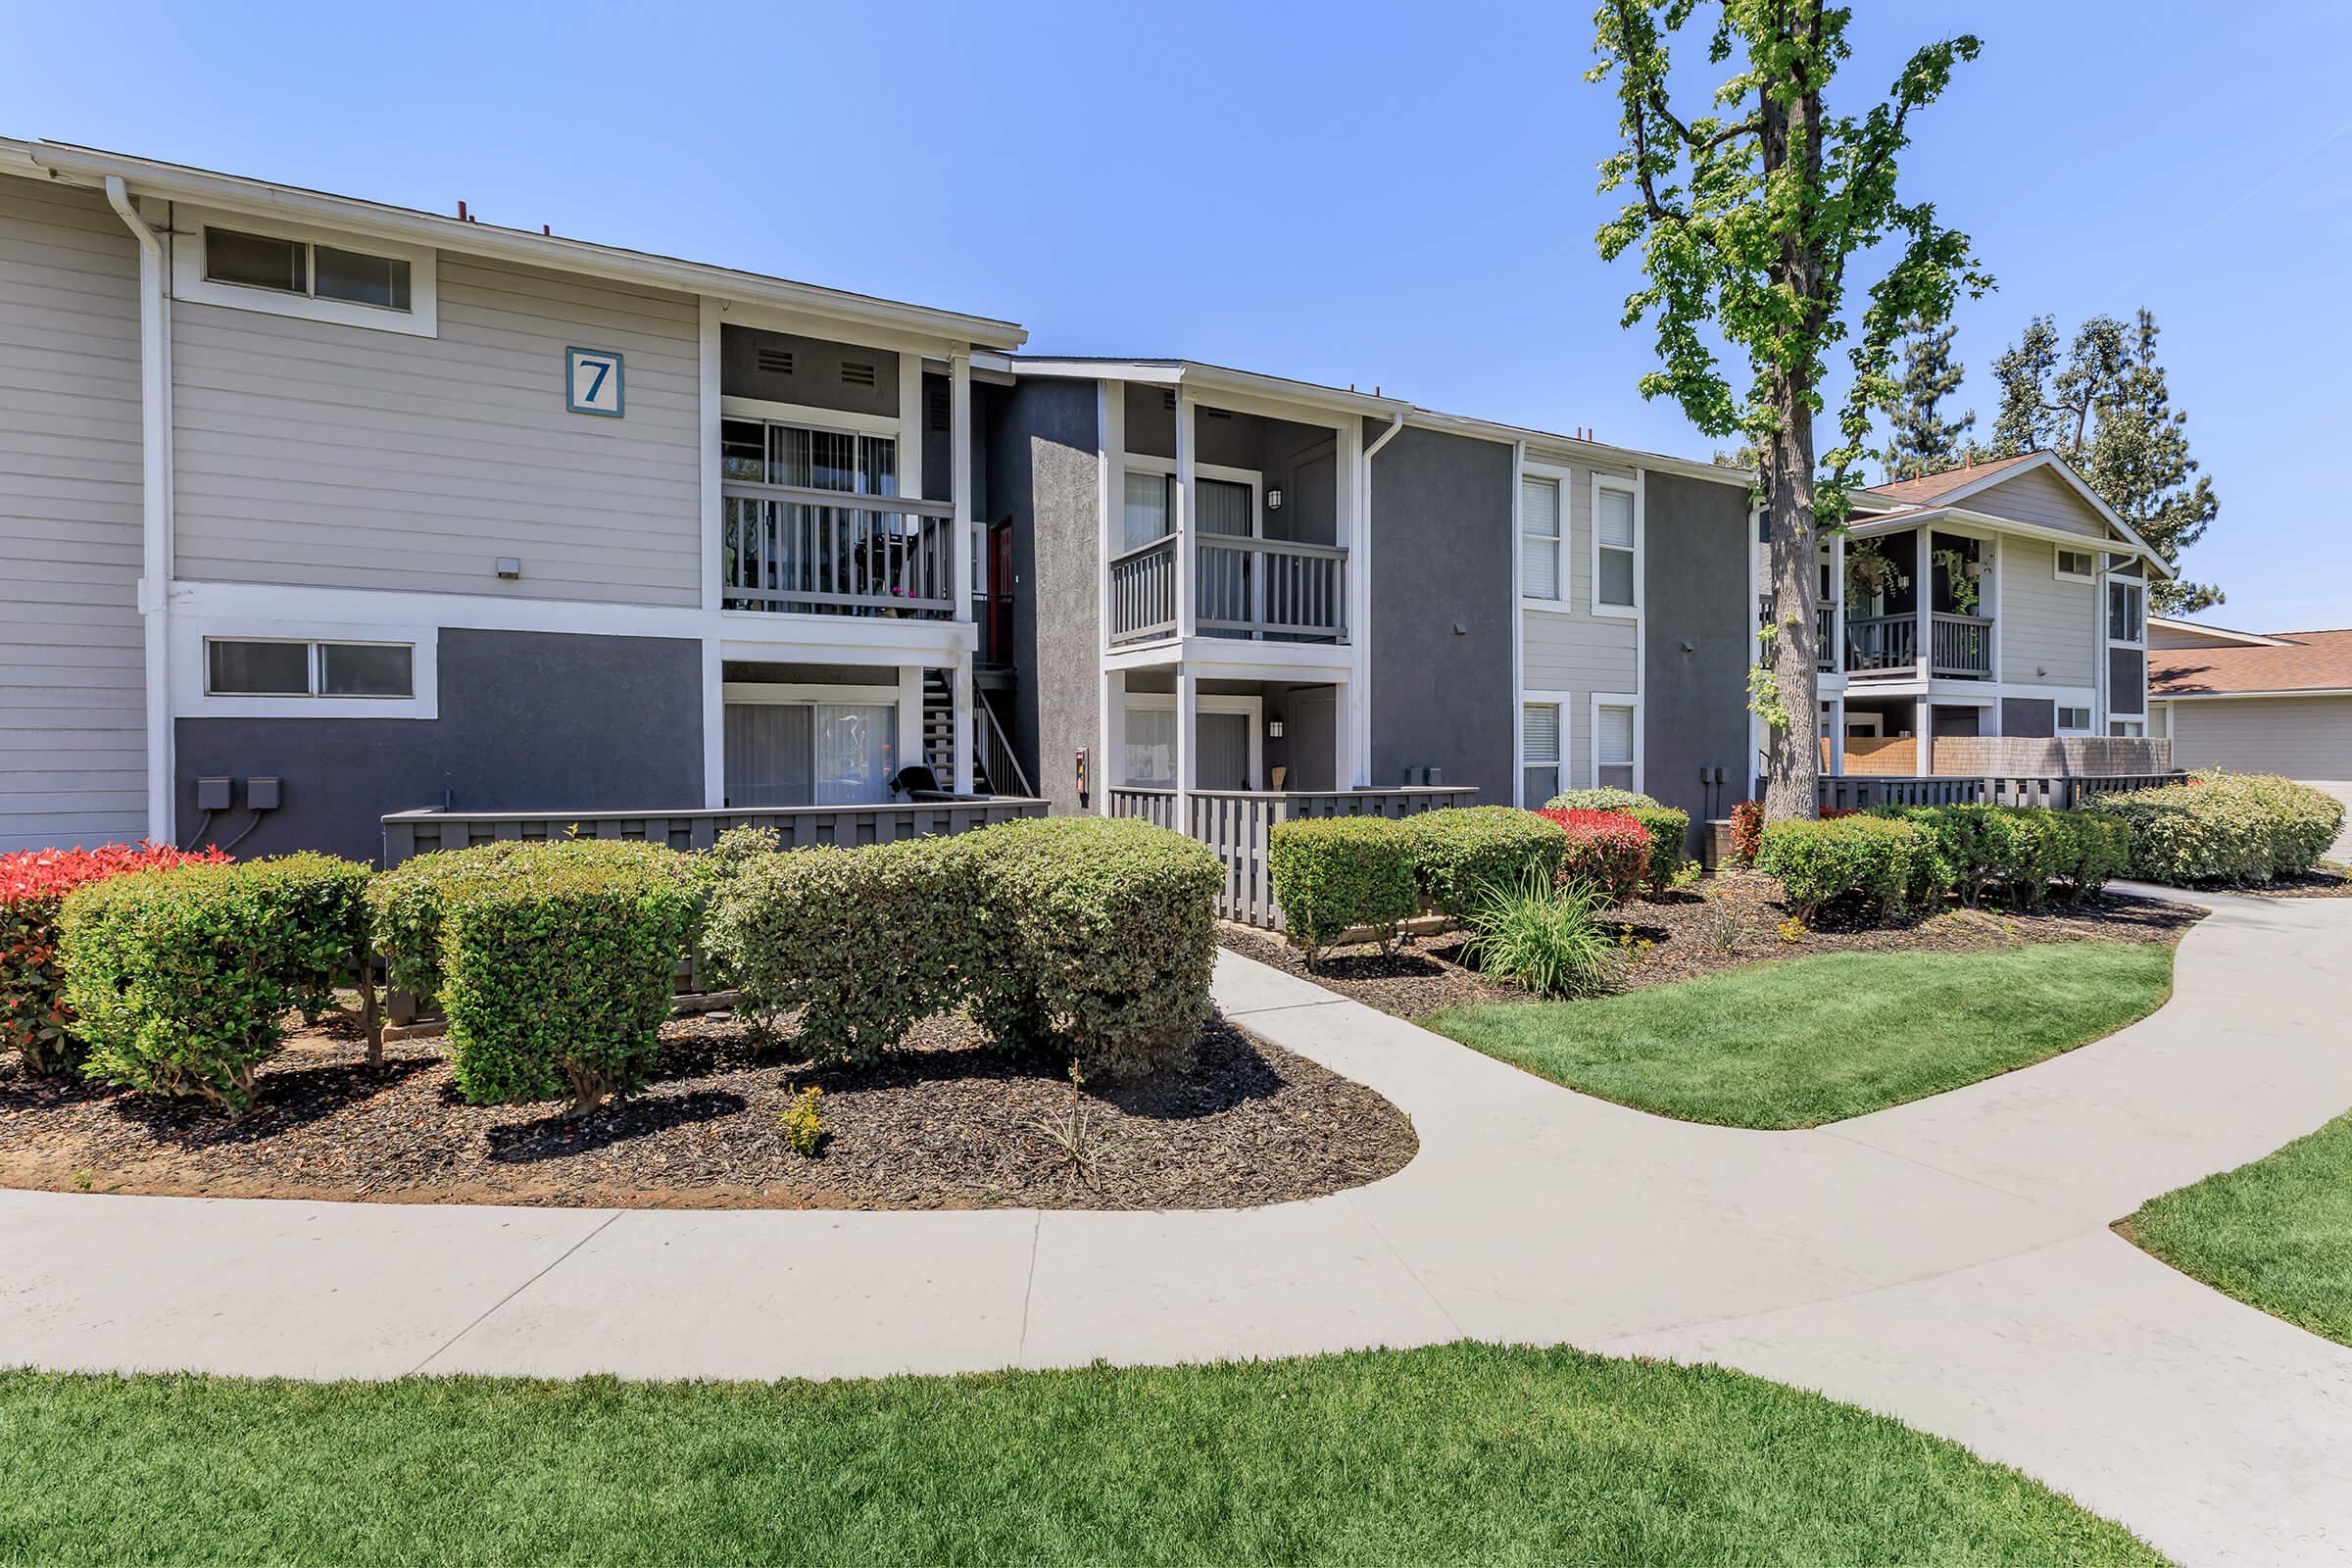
[1760,380,1823,823]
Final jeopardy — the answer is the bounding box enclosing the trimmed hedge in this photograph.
[708,816,1223,1083]
[1754,815,1944,923]
[2092,771,2345,886]
[1266,816,1420,963]
[438,852,704,1114]
[1,842,226,1078]
[1543,788,1661,813]
[1537,809,1649,904]
[60,854,371,1115]
[1405,808,1568,920]
[1876,805,2128,907]
[1623,805,1691,892]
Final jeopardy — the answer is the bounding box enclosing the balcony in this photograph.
[1108,534,1348,646]
[1754,594,1840,673]
[1844,612,1992,679]
[721,482,956,619]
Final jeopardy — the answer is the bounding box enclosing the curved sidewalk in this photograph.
[4,886,2351,1564]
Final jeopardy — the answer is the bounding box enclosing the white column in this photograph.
[1332,675,1352,796]
[1830,529,1846,678]
[1915,526,1932,678]
[895,664,925,785]
[1915,697,1934,775]
[951,654,975,794]
[1101,668,1126,814]
[1174,390,1197,639]
[1175,664,1198,828]
[1828,694,1845,777]
[896,351,924,503]
[951,351,973,622]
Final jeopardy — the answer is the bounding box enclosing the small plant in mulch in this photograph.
[1025,1065,1123,1184]
[1776,916,1807,945]
[1691,895,1754,954]
[778,1085,826,1156]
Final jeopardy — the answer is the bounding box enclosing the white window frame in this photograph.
[719,682,903,807]
[1122,454,1263,540]
[2053,546,2097,584]
[174,621,437,719]
[1589,473,1643,620]
[2107,577,2147,649]
[1117,691,1263,789]
[2110,718,2146,738]
[1590,692,1643,791]
[171,205,438,337]
[1519,465,1566,608]
[2056,705,2093,735]
[1520,698,1564,806]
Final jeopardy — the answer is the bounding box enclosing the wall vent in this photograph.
[841,360,878,388]
[928,385,950,431]
[1161,389,1176,412]
[1202,407,1232,420]
[756,348,795,376]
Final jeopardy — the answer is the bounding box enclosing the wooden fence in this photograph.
[1109,786,1478,928]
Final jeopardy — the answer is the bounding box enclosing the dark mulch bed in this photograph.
[0,1012,1415,1212]
[2190,867,2352,900]
[1220,872,2209,1017]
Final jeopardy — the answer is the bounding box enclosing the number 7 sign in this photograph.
[565,347,624,416]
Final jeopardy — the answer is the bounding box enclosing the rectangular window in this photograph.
[1522,703,1561,806]
[1595,703,1637,791]
[1124,705,1176,786]
[205,638,413,699]
[2108,580,2145,644]
[1521,475,1560,600]
[1123,470,1172,552]
[313,244,412,310]
[2055,547,2097,582]
[2110,719,2145,738]
[204,226,412,314]
[1594,483,1638,611]
[722,702,897,808]
[2057,705,2092,734]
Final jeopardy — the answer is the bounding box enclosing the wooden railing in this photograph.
[1758,593,1839,672]
[722,481,955,617]
[1815,772,2182,812]
[1929,612,1994,677]
[1108,534,1348,645]
[1109,786,1477,928]
[1845,612,1917,675]
[382,797,1049,863]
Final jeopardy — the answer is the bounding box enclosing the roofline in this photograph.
[1858,451,2170,566]
[6,138,1028,351]
[996,355,1410,417]
[1402,409,1755,488]
[2146,617,2294,649]
[1846,502,2177,579]
[2152,687,2352,701]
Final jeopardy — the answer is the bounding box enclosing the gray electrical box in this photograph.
[246,777,282,811]
[195,776,233,812]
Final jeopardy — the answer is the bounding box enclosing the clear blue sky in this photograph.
[8,2,2347,631]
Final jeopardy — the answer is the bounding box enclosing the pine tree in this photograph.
[1879,319,1975,482]
[1983,311,2221,612]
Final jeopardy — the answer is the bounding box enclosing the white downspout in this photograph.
[1354,412,1403,789]
[104,176,174,847]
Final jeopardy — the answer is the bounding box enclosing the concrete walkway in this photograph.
[5,886,2351,1565]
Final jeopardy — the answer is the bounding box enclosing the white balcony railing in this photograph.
[1108,533,1348,646]
[722,481,956,618]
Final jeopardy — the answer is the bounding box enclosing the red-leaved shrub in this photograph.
[1,842,227,1076]
[1730,801,1764,866]
[1536,809,1650,904]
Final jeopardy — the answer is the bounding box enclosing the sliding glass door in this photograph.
[724,701,897,807]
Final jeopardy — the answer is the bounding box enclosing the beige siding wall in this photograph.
[1971,466,2107,537]
[1521,453,1640,781]
[1998,536,2096,687]
[0,179,147,851]
[172,254,701,604]
[2163,697,2352,780]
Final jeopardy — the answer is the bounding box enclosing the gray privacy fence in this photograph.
[381,798,1050,864]
[1109,786,1478,928]
[1814,773,2183,812]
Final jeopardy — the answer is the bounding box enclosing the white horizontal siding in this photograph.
[1522,455,1640,786]
[1998,537,2096,687]
[0,178,147,852]
[172,253,701,605]
[1972,466,2106,537]
[2165,697,2352,781]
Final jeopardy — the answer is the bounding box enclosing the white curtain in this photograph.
[1124,705,1175,785]
[1123,470,1170,551]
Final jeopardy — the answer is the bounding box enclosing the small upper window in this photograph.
[2055,547,2097,582]
[207,639,413,699]
[1521,475,1561,600]
[2108,580,2145,644]
[205,226,413,313]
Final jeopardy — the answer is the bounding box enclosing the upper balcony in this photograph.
[722,484,956,619]
[1109,532,1348,645]
[1838,524,1993,682]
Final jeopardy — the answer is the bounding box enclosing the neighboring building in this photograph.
[2149,620,2352,857]
[1788,450,2176,779]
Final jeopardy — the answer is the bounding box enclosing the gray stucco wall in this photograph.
[1366,423,1514,795]
[175,629,703,864]
[989,379,1101,813]
[1641,470,1753,848]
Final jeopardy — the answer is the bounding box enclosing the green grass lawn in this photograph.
[1423,941,2174,1130]
[2128,1110,2352,1348]
[0,1345,2160,1566]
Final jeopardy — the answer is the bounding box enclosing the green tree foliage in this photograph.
[1879,318,1975,481]
[1591,1,1987,820]
[1984,310,2221,612]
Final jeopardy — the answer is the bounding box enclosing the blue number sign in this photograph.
[565,347,624,416]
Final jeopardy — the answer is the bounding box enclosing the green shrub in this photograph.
[1405,808,1567,920]
[61,854,372,1116]
[703,837,980,1067]
[1543,788,1661,813]
[1461,870,1623,999]
[965,817,1225,1083]
[1755,815,1938,924]
[437,852,703,1113]
[2049,810,2132,900]
[1267,815,1420,963]
[2093,771,2344,885]
[1622,805,1692,892]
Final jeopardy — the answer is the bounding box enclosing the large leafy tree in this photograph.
[1880,318,1974,482]
[1984,310,2222,613]
[1591,1,1987,821]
